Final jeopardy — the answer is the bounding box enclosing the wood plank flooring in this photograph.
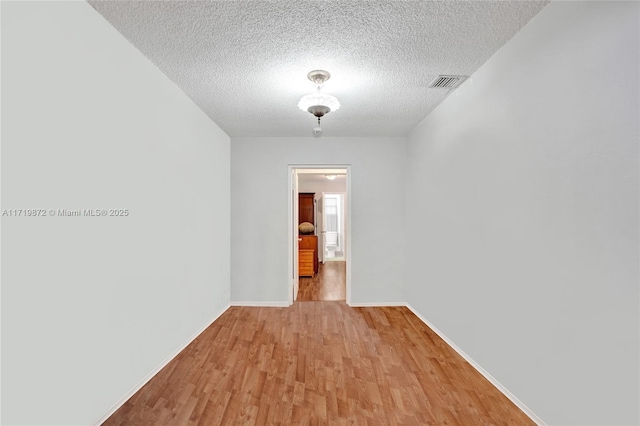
[298,261,346,301]
[103,303,534,425]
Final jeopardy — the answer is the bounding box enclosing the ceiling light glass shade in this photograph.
[298,93,341,113]
[325,175,337,180]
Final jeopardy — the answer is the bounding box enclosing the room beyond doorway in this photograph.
[288,165,351,305]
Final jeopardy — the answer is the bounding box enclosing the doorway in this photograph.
[288,166,351,304]
[320,193,345,262]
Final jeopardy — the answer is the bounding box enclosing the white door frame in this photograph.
[287,164,352,305]
[291,168,299,302]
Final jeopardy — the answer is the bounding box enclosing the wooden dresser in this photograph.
[298,192,318,277]
[298,193,315,224]
[298,235,318,276]
[298,249,315,277]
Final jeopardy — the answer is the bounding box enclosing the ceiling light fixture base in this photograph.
[307,70,331,85]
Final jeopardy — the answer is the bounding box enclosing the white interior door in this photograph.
[317,194,325,264]
[292,169,299,301]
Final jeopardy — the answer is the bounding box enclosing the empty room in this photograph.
[1,1,638,425]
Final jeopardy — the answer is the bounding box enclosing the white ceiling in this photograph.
[297,168,346,175]
[88,0,548,138]
[298,172,347,185]
[297,168,347,187]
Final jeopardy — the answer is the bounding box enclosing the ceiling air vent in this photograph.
[429,75,467,89]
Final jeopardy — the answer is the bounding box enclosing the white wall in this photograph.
[406,2,639,425]
[1,2,230,425]
[231,137,406,305]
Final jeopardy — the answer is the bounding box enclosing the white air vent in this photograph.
[429,75,467,89]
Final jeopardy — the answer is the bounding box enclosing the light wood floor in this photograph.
[298,261,346,301]
[104,302,534,425]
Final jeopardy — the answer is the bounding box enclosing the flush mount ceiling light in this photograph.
[298,70,340,137]
[325,174,337,180]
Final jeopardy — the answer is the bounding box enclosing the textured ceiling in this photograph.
[88,1,548,137]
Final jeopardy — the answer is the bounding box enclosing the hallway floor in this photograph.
[297,261,346,301]
[103,303,534,425]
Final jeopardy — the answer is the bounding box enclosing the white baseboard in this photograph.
[230,301,290,307]
[348,301,406,307]
[405,304,545,426]
[92,303,230,426]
